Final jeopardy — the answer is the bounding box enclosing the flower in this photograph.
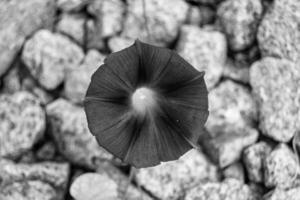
[84,40,208,168]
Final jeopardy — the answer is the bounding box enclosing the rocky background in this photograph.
[0,0,300,199]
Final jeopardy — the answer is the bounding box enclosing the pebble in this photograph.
[264,187,300,200]
[223,162,245,182]
[57,0,89,12]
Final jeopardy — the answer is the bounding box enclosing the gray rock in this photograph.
[35,141,57,161]
[185,178,260,200]
[122,0,189,46]
[22,29,84,90]
[199,6,216,26]
[57,0,89,11]
[223,59,250,84]
[0,181,56,200]
[0,0,56,77]
[56,13,86,46]
[86,19,106,50]
[223,162,245,182]
[108,36,135,53]
[64,50,105,103]
[135,149,219,200]
[243,142,272,183]
[264,187,300,200]
[250,57,300,142]
[176,25,227,89]
[0,92,45,159]
[258,0,300,63]
[264,143,300,189]
[1,67,22,94]
[202,125,259,168]
[217,0,263,51]
[186,6,214,26]
[46,98,113,169]
[206,80,257,133]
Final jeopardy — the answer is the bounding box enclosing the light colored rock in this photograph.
[264,187,300,200]
[22,29,84,90]
[0,0,56,77]
[56,13,85,45]
[217,0,263,51]
[108,36,135,53]
[250,57,300,142]
[0,92,45,158]
[122,0,189,46]
[185,178,260,200]
[57,0,89,11]
[258,0,300,63]
[264,143,300,189]
[223,59,250,84]
[135,149,219,200]
[177,25,227,89]
[223,162,245,182]
[243,142,272,183]
[46,98,113,169]
[64,50,105,103]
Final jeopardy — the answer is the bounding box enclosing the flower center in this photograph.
[131,87,156,115]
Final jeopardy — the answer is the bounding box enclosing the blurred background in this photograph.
[1,0,300,199]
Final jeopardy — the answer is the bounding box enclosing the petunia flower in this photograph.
[84,40,208,168]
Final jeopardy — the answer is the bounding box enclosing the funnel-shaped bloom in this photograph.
[84,40,208,168]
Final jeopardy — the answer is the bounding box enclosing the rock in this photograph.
[0,92,45,159]
[135,149,219,200]
[86,19,106,50]
[223,162,245,182]
[56,13,86,46]
[108,36,135,53]
[35,141,57,161]
[186,6,202,26]
[64,50,105,103]
[264,143,300,189]
[176,25,227,89]
[257,0,300,63]
[199,6,216,26]
[217,0,263,51]
[223,59,250,84]
[122,0,189,46]
[22,29,84,90]
[0,181,57,200]
[206,80,257,133]
[250,57,300,142]
[185,6,215,26]
[243,142,272,183]
[0,0,56,77]
[264,187,300,200]
[57,0,89,12]
[1,66,22,94]
[202,125,259,168]
[46,98,113,169]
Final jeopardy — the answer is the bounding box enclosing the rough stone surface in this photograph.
[0,181,57,200]
[264,187,300,200]
[223,59,250,84]
[108,36,135,53]
[135,149,219,200]
[64,50,105,103]
[0,0,56,77]
[22,29,84,90]
[202,125,259,168]
[57,0,89,12]
[46,98,113,168]
[217,0,263,51]
[0,92,45,158]
[250,57,300,142]
[56,13,86,46]
[206,80,257,133]
[258,0,300,63]
[177,25,227,89]
[264,143,300,189]
[122,0,189,46]
[223,162,245,182]
[243,142,272,183]
[185,178,260,200]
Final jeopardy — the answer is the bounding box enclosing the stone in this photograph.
[223,59,250,84]
[185,178,260,200]
[1,67,22,94]
[186,6,202,26]
[217,0,263,51]
[0,0,56,77]
[243,142,272,183]
[0,92,45,159]
[46,98,113,169]
[264,143,300,189]
[108,36,135,53]
[250,57,300,142]
[202,125,259,168]
[0,181,57,200]
[35,141,57,161]
[199,6,216,26]
[176,25,227,89]
[264,187,300,200]
[22,29,84,90]
[64,50,105,103]
[56,13,86,46]
[57,0,89,11]
[206,80,257,133]
[122,0,189,46]
[223,162,245,182]
[135,149,219,200]
[257,0,300,63]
